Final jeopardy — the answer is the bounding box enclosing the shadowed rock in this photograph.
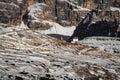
[68,9,119,42]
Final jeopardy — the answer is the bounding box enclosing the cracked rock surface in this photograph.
[0,0,120,80]
[0,24,120,80]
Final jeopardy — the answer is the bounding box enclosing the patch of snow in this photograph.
[19,21,28,29]
[15,21,28,30]
[41,21,75,36]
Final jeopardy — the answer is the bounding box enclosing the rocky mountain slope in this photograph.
[80,37,120,54]
[0,0,120,80]
[0,23,120,80]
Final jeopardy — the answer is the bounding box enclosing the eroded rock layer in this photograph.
[0,0,119,27]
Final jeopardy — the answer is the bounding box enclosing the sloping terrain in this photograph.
[0,24,120,80]
[0,0,120,80]
[80,37,120,54]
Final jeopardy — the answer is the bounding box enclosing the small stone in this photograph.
[46,74,51,78]
[15,76,23,80]
[5,60,9,62]
[11,63,15,66]
[19,71,28,75]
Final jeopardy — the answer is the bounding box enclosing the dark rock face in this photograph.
[68,10,119,42]
[75,21,119,40]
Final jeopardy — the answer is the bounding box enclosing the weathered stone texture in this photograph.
[0,0,119,27]
[0,2,20,25]
[0,0,36,25]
